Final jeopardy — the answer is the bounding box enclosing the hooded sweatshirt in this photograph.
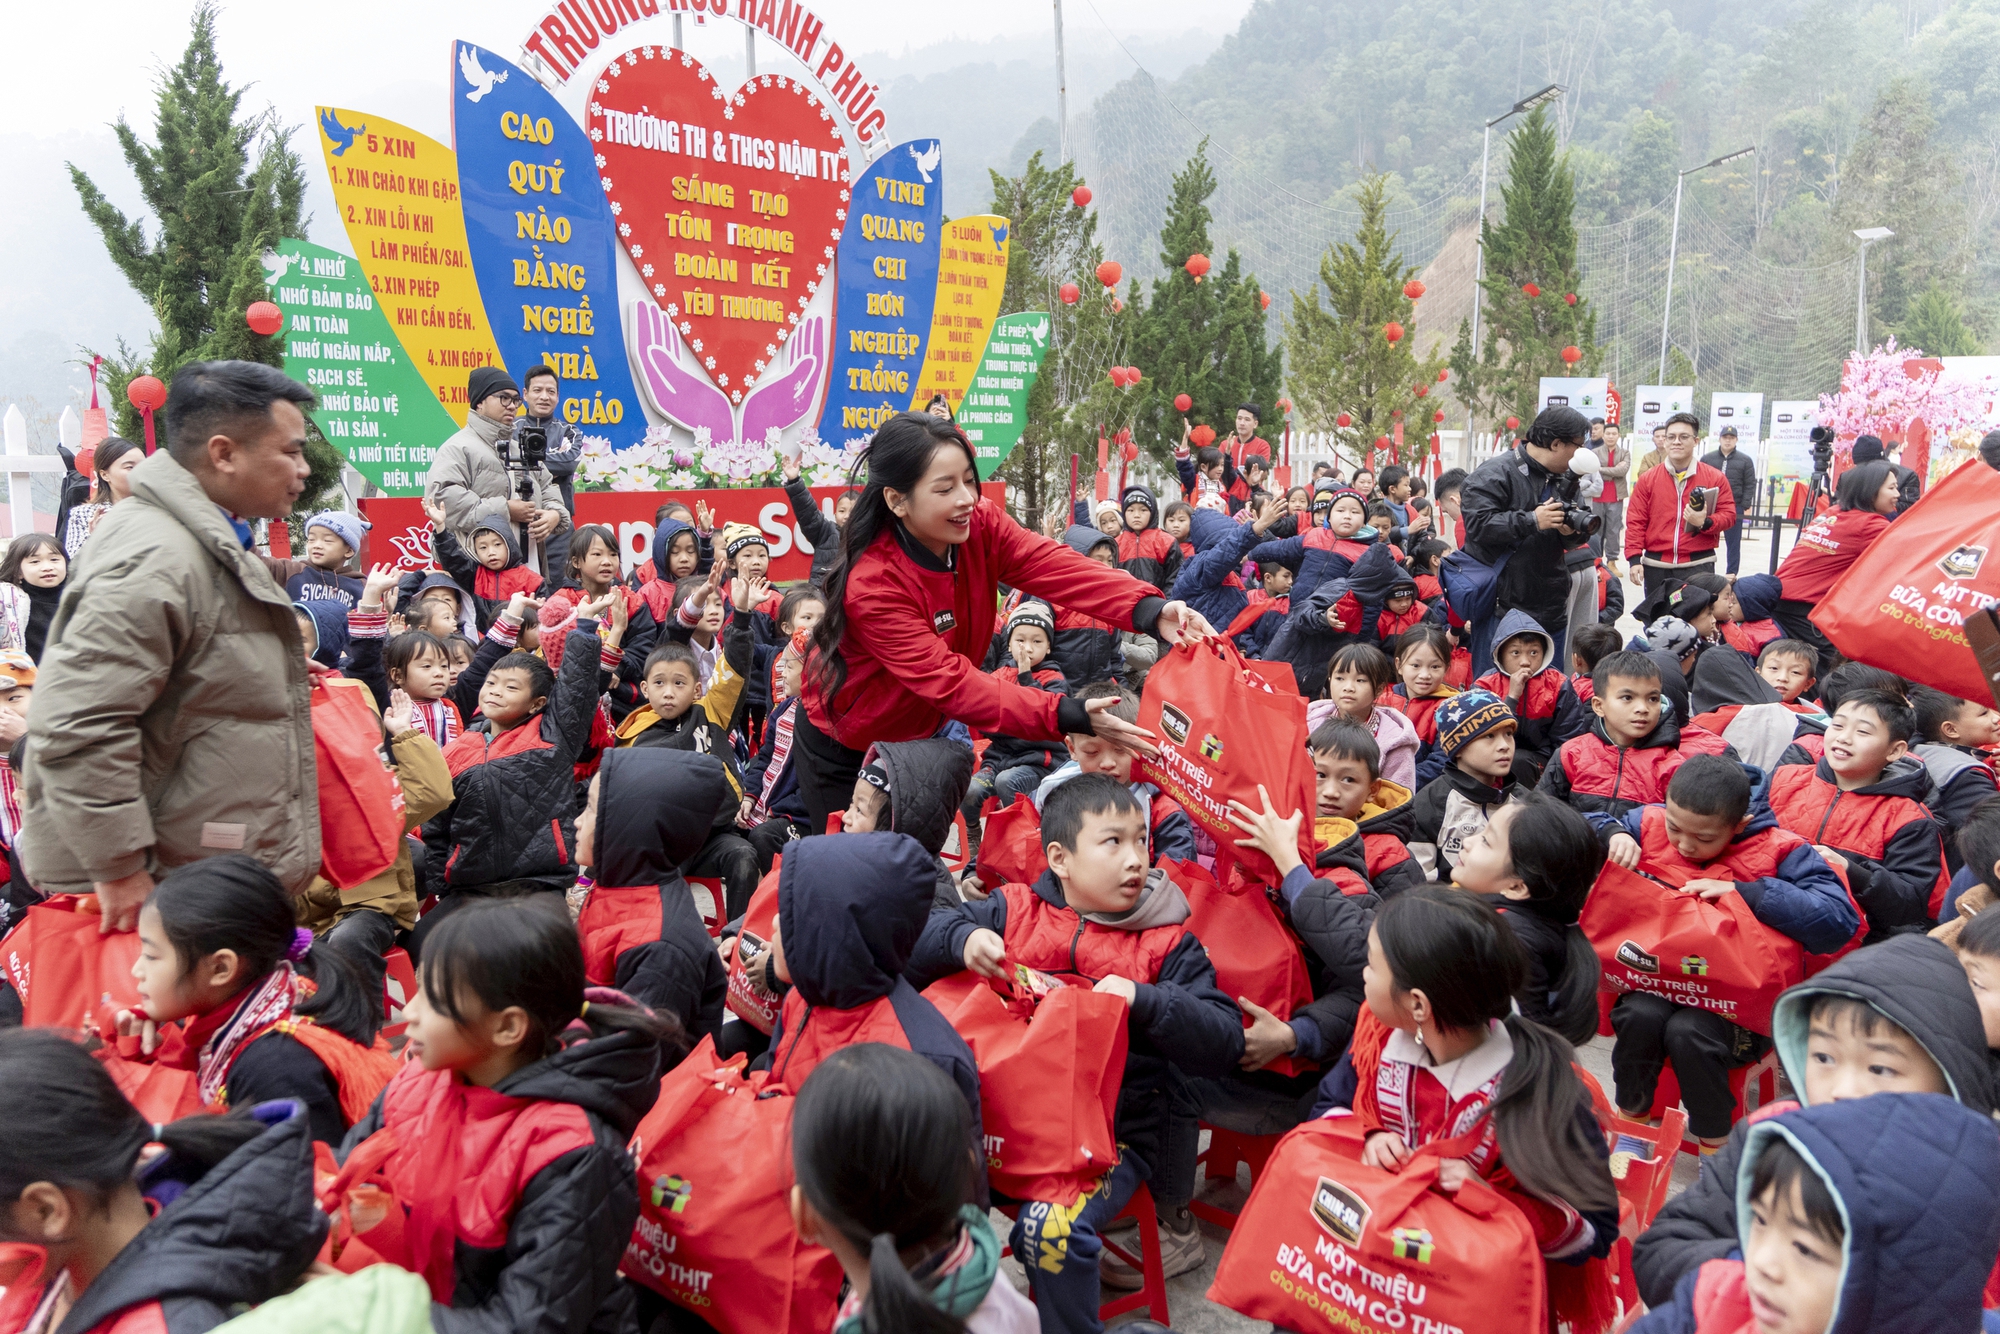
[760,832,982,1127]
[1114,484,1180,574]
[576,749,731,1051]
[20,1100,326,1334]
[1472,607,1589,775]
[1634,935,1997,1307]
[1167,507,1262,635]
[1634,1094,2000,1334]
[293,598,351,670]
[337,1011,662,1334]
[871,738,977,909]
[432,518,545,629]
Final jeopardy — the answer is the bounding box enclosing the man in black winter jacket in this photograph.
[1699,426,1759,574]
[1633,935,1996,1307]
[1459,405,1593,675]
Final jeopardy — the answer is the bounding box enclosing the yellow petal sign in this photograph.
[910,214,1010,414]
[316,106,502,426]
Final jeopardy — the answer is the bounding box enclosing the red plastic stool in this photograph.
[686,877,724,938]
[940,810,973,874]
[381,948,416,1038]
[1188,1128,1281,1230]
[1649,1049,1782,1155]
[997,1182,1171,1326]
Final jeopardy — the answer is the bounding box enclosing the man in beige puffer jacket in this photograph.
[22,361,319,928]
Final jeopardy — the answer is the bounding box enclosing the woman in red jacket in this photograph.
[798,413,1210,829]
[1772,460,1899,674]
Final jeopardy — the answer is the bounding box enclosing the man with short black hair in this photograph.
[1627,411,1735,603]
[1459,405,1593,674]
[1701,425,1758,574]
[1434,467,1467,549]
[23,361,323,925]
[424,365,569,576]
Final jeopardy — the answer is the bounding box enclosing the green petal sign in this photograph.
[269,238,458,496]
[959,311,1051,479]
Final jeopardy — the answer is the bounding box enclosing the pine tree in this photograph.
[1453,107,1599,430]
[1129,141,1281,459]
[1284,174,1448,467]
[1834,78,1969,342]
[1899,281,1983,356]
[69,3,342,509]
[989,152,1136,530]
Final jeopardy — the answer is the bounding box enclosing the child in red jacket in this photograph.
[1473,609,1589,785]
[1540,650,1700,820]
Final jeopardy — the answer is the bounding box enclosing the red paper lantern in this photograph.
[1121,439,1139,462]
[1059,282,1080,305]
[1415,385,1429,397]
[1113,298,1125,313]
[245,300,284,336]
[1383,322,1404,344]
[1335,413,1352,428]
[1184,253,1211,282]
[1109,367,1129,387]
[1404,280,1427,300]
[1505,416,1521,430]
[1174,393,1192,412]
[1522,283,1541,298]
[1564,292,1578,306]
[1072,185,1093,208]
[1437,368,1449,382]
[1277,397,1292,412]
[1126,367,1141,386]
[1259,291,1271,311]
[1375,435,1392,449]
[127,373,167,455]
[1095,260,1122,288]
[1191,424,1217,448]
[1560,345,1582,364]
[1434,409,1446,422]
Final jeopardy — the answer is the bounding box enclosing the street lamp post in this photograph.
[1853,227,1894,354]
[1657,147,1754,384]
[1465,84,1563,444]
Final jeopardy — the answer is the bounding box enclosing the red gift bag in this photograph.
[1161,858,1316,1076]
[624,1037,842,1333]
[1580,862,1803,1035]
[313,679,406,889]
[1814,457,2000,702]
[96,1049,204,1122]
[1209,1114,1544,1333]
[2,895,140,1030]
[1135,638,1316,882]
[723,867,782,1033]
[974,794,1049,888]
[922,968,1130,1205]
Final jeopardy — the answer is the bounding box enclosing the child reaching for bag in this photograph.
[113,855,392,1144]
[0,1031,327,1333]
[962,601,1070,852]
[791,1043,1038,1334]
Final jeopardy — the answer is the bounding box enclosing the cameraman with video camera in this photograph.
[424,366,569,578]
[1624,409,1735,605]
[1459,404,1597,674]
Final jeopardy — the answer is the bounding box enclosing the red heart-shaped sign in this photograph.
[589,48,849,401]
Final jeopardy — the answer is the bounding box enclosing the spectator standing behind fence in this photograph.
[21,361,319,930]
[1625,411,1735,604]
[1700,425,1759,575]
[1592,420,1629,578]
[424,366,569,580]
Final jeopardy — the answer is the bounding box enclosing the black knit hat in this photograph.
[468,366,520,410]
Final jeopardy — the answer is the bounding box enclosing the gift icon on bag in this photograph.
[1391,1226,1434,1262]
[1199,733,1225,762]
[651,1174,693,1213]
[1680,956,1710,976]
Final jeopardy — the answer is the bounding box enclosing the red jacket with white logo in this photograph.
[1624,460,1737,563]
[1767,757,1948,937]
[1775,507,1891,604]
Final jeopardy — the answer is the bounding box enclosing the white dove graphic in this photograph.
[261,249,298,285]
[908,141,941,184]
[460,46,509,103]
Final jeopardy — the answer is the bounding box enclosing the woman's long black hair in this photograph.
[1836,460,1894,512]
[791,1043,979,1334]
[808,412,978,704]
[1373,886,1615,1215]
[1494,793,1605,1045]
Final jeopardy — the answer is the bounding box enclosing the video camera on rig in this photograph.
[500,416,547,500]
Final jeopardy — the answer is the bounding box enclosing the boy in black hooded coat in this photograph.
[575,749,732,1059]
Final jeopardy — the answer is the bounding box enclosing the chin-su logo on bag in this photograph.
[1616,941,1661,974]
[1939,545,1987,580]
[1310,1177,1369,1246]
[1159,703,1192,746]
[1390,1227,1435,1262]
[651,1174,693,1213]
[1681,956,1710,976]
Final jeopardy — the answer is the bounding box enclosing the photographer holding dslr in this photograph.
[1459,404,1597,674]
[1624,409,1734,604]
[424,365,570,578]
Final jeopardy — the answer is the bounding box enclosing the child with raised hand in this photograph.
[1384,624,1460,787]
[552,522,657,720]
[1540,650,1696,820]
[115,854,391,1144]
[1602,756,1860,1149]
[1634,932,1998,1308]
[1246,482,1375,589]
[1768,688,1948,939]
[264,509,367,609]
[0,1030,326,1332]
[421,594,616,916]
[1473,609,1588,785]
[1166,494,1286,641]
[1311,642,1419,790]
[425,498,545,631]
[909,774,1243,1322]
[336,898,679,1330]
[791,1044,1038,1334]
[1296,717,1425,900]
[740,631,817,872]
[0,532,66,660]
[1029,681,1198,867]
[1308,887,1619,1324]
[1911,684,2000,874]
[1407,688,1523,879]
[962,601,1070,849]
[389,590,544,749]
[1449,792,1605,1043]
